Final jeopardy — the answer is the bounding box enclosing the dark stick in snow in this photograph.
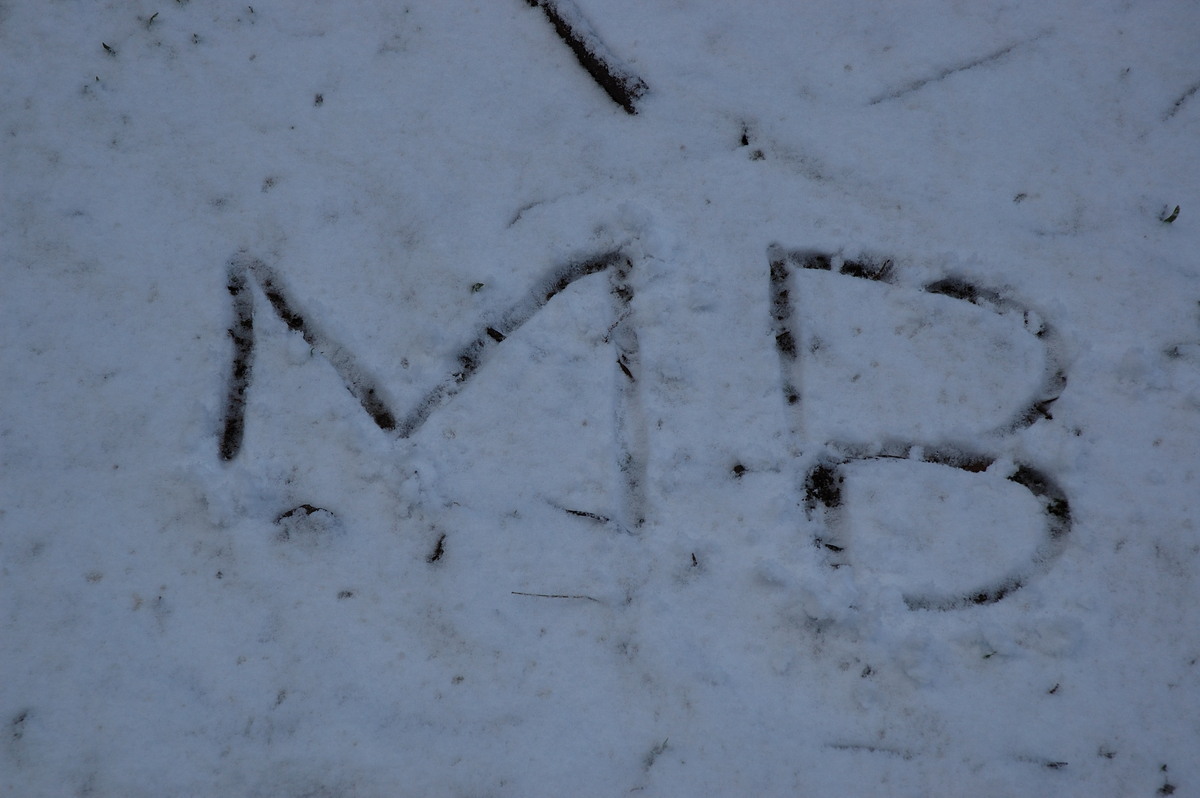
[525,0,648,114]
[511,591,601,602]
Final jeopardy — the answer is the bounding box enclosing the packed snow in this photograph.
[2,1,1199,795]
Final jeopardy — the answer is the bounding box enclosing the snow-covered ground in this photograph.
[3,1,1199,795]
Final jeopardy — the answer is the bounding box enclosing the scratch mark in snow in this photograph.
[869,33,1048,105]
[1163,80,1200,121]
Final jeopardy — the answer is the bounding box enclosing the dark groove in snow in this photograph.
[244,256,398,433]
[1163,80,1200,121]
[609,255,647,530]
[395,249,622,438]
[771,246,1067,436]
[767,244,808,413]
[767,245,799,361]
[770,246,1072,608]
[219,259,255,461]
[220,249,639,480]
[803,443,1071,611]
[923,275,1067,433]
[214,249,635,533]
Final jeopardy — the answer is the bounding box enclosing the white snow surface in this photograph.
[2,1,1199,795]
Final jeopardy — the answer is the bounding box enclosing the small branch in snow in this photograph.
[1016,755,1069,769]
[562,507,610,524]
[426,533,446,563]
[525,0,648,114]
[511,591,601,602]
[826,742,915,760]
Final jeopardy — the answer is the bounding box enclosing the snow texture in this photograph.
[2,1,1199,796]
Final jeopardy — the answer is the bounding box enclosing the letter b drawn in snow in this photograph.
[768,245,1071,610]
